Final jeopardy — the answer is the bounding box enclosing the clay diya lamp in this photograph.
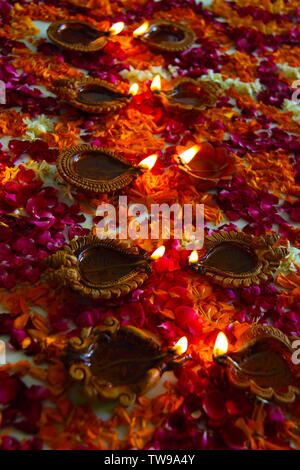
[152,77,220,112]
[62,316,190,406]
[188,231,288,288]
[43,235,152,300]
[52,77,136,114]
[213,325,300,405]
[133,20,195,53]
[175,143,236,191]
[47,20,124,52]
[56,144,157,194]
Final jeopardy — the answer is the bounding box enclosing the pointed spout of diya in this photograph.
[149,336,190,370]
[87,22,124,46]
[188,250,204,273]
[165,336,191,368]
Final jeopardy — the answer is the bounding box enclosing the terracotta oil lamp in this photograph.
[62,317,190,406]
[43,235,153,300]
[152,77,220,112]
[213,325,300,405]
[133,20,195,53]
[188,231,288,288]
[47,19,124,52]
[52,78,136,114]
[56,144,157,194]
[175,143,236,191]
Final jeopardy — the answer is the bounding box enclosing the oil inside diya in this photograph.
[62,317,190,406]
[200,241,259,275]
[53,78,131,114]
[57,144,144,194]
[213,325,300,404]
[189,231,288,288]
[77,84,126,104]
[47,20,124,52]
[134,20,195,52]
[154,79,220,111]
[44,235,152,300]
[176,143,236,190]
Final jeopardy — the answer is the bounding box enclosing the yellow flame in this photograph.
[138,154,157,170]
[129,83,139,95]
[109,22,124,35]
[133,21,149,36]
[213,332,228,356]
[174,336,188,355]
[189,250,198,263]
[179,145,200,165]
[151,245,165,260]
[151,74,161,91]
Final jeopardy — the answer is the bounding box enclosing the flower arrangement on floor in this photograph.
[1,0,300,451]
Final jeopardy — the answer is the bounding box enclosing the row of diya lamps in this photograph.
[47,17,231,194]
[42,19,300,408]
[44,232,296,407]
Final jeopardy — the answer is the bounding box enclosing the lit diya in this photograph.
[62,317,190,406]
[47,20,124,52]
[152,77,220,112]
[133,20,195,53]
[52,78,137,114]
[213,326,300,405]
[189,231,288,288]
[175,143,236,191]
[56,144,157,194]
[43,235,152,300]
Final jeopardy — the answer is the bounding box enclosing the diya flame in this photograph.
[173,336,188,355]
[213,332,228,356]
[129,83,139,96]
[151,75,161,91]
[138,154,158,170]
[151,245,165,260]
[109,22,124,35]
[189,250,198,263]
[179,145,200,165]
[133,21,149,36]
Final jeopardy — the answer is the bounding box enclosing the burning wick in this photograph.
[109,22,125,36]
[155,336,189,362]
[133,21,149,36]
[151,245,165,260]
[212,332,243,371]
[151,74,161,92]
[129,83,139,96]
[213,332,228,357]
[173,336,188,355]
[189,250,198,263]
[138,154,158,170]
[179,145,200,166]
